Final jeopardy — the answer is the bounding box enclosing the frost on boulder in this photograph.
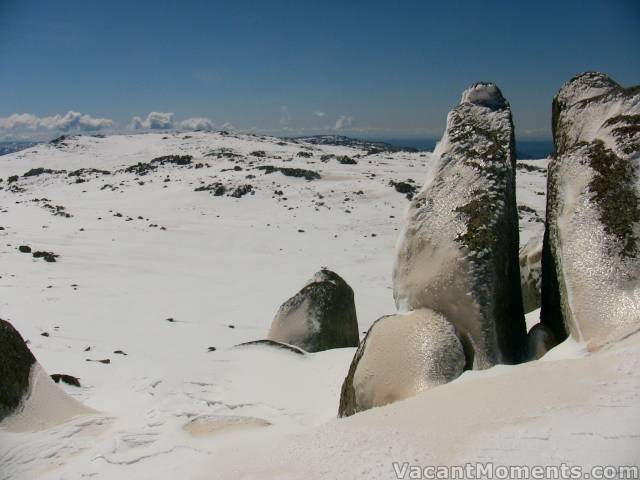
[393,82,527,369]
[541,72,640,348]
[266,269,359,352]
[0,319,36,421]
[520,235,543,314]
[338,309,466,417]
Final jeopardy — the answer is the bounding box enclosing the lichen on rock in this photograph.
[393,82,526,368]
[541,72,640,348]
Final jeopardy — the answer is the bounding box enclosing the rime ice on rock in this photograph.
[267,269,359,352]
[338,309,466,417]
[393,82,527,368]
[540,72,640,349]
[520,235,543,314]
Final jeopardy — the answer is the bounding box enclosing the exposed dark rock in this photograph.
[267,269,359,352]
[38,202,72,218]
[229,184,253,198]
[33,251,59,262]
[124,162,157,176]
[0,319,36,421]
[293,135,418,153]
[18,245,31,253]
[49,135,68,145]
[296,151,312,158]
[390,180,417,199]
[195,182,226,196]
[68,168,111,177]
[150,154,193,166]
[516,162,546,173]
[338,156,357,165]
[23,168,65,177]
[50,374,81,387]
[256,165,320,181]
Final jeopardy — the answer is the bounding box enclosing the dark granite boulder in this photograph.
[267,269,359,352]
[0,319,36,421]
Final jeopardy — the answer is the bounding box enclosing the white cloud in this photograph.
[221,122,236,131]
[0,111,113,132]
[334,115,354,130]
[313,111,325,117]
[179,117,215,131]
[129,112,174,130]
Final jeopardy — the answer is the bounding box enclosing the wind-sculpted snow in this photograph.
[0,319,93,431]
[393,82,527,368]
[0,130,554,478]
[541,72,640,349]
[338,309,466,417]
[267,269,359,352]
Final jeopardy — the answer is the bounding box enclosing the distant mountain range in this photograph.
[0,135,553,159]
[0,141,38,156]
[292,135,552,159]
[291,135,420,154]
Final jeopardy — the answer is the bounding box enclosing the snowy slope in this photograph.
[1,132,631,480]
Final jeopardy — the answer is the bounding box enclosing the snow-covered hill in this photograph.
[2,131,634,480]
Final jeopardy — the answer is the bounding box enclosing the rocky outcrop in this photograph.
[338,309,466,417]
[393,82,527,368]
[267,269,359,352]
[541,72,640,348]
[520,235,543,314]
[0,319,36,421]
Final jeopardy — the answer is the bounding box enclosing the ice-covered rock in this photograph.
[520,234,543,314]
[393,82,527,368]
[338,309,466,417]
[266,269,359,352]
[541,72,640,348]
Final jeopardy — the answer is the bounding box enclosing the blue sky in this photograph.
[0,0,638,140]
